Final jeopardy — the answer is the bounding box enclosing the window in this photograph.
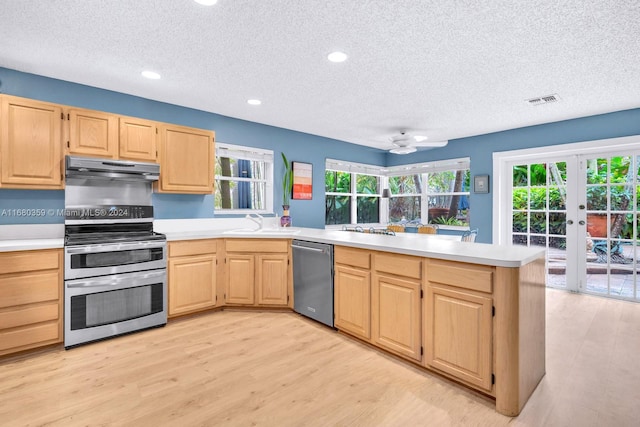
[325,158,470,228]
[325,160,383,225]
[388,159,470,227]
[215,143,273,213]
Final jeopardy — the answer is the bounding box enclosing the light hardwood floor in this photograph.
[1,289,639,426]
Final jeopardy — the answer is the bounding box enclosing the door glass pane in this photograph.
[584,155,639,300]
[512,161,567,288]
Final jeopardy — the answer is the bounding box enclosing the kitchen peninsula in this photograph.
[0,222,545,417]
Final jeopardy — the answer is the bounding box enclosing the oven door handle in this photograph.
[65,240,166,254]
[66,269,166,288]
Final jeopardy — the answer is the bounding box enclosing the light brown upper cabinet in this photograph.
[157,124,215,194]
[67,108,119,159]
[67,109,157,162]
[0,95,64,189]
[119,116,157,161]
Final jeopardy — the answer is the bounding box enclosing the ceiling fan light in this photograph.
[389,146,417,155]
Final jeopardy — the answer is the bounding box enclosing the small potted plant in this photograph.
[281,152,293,227]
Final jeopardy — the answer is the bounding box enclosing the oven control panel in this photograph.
[65,205,153,221]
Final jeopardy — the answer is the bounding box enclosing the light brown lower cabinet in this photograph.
[168,240,220,317]
[424,283,493,391]
[372,273,422,361]
[371,252,423,361]
[334,264,371,339]
[334,246,371,339]
[0,249,63,356]
[424,258,494,391]
[225,239,290,307]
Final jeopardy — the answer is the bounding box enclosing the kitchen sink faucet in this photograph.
[246,213,264,230]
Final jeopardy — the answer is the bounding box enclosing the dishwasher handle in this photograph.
[292,245,326,253]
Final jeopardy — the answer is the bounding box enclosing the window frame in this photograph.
[325,160,387,227]
[214,143,274,215]
[325,157,470,230]
[387,158,470,229]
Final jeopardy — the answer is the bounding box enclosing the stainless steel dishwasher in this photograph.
[292,240,334,327]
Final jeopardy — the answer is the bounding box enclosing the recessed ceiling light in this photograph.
[141,70,161,80]
[327,51,348,63]
[247,99,262,106]
[413,135,428,142]
[194,0,218,5]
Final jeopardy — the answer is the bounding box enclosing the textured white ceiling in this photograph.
[1,0,639,151]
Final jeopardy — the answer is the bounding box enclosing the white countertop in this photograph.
[155,220,543,268]
[0,220,545,267]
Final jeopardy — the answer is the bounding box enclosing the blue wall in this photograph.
[2,67,639,242]
[0,67,385,228]
[386,109,640,242]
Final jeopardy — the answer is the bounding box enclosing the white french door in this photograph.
[494,136,640,302]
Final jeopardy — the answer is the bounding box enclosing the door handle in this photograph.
[567,220,574,225]
[579,220,585,225]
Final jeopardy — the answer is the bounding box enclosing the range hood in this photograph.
[65,156,160,182]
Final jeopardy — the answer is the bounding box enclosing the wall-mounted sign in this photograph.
[292,162,313,200]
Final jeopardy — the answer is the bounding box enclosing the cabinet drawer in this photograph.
[335,246,370,269]
[374,253,422,280]
[0,321,60,352]
[0,302,59,330]
[169,239,217,257]
[225,239,288,253]
[427,259,493,293]
[0,271,60,308]
[0,250,60,274]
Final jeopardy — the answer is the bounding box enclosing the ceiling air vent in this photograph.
[526,94,560,106]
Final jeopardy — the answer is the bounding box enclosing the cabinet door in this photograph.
[372,273,421,361]
[0,95,63,189]
[157,124,214,193]
[119,116,157,162]
[334,265,371,339]
[257,254,288,306]
[0,249,63,356]
[226,254,255,305]
[168,254,217,317]
[425,284,493,391]
[67,108,118,158]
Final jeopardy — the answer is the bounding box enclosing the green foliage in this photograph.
[431,216,466,226]
[389,175,420,194]
[281,153,292,206]
[325,170,350,193]
[356,174,378,194]
[427,171,455,193]
[356,196,379,223]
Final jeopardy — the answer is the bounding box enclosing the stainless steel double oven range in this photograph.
[64,156,167,348]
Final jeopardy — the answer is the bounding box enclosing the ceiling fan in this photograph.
[387,132,448,154]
